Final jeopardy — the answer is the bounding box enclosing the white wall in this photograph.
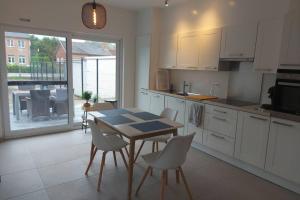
[0,0,136,108]
[158,0,291,98]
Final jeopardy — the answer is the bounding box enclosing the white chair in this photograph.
[136,133,195,200]
[85,120,128,191]
[134,108,178,162]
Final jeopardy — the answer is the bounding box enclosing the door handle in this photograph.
[211,133,226,140]
[250,116,268,121]
[212,116,227,122]
[273,121,294,127]
[213,109,227,114]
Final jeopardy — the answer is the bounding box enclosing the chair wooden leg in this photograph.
[85,148,97,175]
[97,151,107,192]
[176,169,180,184]
[134,141,145,163]
[119,149,128,170]
[165,170,168,185]
[179,167,193,200]
[135,166,151,196]
[150,142,155,176]
[156,142,159,152]
[160,170,166,200]
[113,151,117,167]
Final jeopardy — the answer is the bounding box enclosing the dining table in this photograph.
[89,108,183,200]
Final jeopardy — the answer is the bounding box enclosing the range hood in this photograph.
[218,57,254,71]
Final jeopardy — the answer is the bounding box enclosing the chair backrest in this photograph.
[56,88,68,101]
[152,133,195,169]
[92,102,114,111]
[160,108,178,121]
[87,119,117,151]
[30,90,50,118]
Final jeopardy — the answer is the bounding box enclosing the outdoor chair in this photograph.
[26,90,51,120]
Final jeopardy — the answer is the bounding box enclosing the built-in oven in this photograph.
[273,69,300,115]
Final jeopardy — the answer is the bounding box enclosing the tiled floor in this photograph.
[0,130,299,200]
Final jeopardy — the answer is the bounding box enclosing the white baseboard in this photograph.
[191,142,300,194]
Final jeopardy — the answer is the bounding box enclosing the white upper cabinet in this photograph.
[159,33,178,68]
[176,29,222,70]
[280,11,300,66]
[165,96,186,135]
[235,112,270,169]
[198,28,222,71]
[254,19,284,73]
[220,23,258,59]
[135,35,150,90]
[149,92,165,115]
[177,31,200,68]
[265,118,300,184]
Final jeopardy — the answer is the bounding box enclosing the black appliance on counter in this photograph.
[273,68,300,115]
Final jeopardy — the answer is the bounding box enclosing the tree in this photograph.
[30,35,60,62]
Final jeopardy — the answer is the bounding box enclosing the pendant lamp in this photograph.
[82,0,106,29]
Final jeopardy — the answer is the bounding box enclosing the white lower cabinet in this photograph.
[136,89,150,112]
[265,118,300,184]
[149,92,165,115]
[165,96,186,135]
[185,100,204,144]
[203,130,235,157]
[235,112,270,169]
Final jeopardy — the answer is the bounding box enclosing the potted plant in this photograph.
[92,95,98,104]
[82,91,92,108]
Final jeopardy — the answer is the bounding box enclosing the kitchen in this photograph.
[135,0,300,195]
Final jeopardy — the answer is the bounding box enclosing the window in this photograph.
[7,39,14,47]
[8,55,15,64]
[19,55,26,65]
[18,40,25,48]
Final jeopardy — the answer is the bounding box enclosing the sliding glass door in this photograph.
[72,38,118,123]
[3,31,69,133]
[0,26,121,137]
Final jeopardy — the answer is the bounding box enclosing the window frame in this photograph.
[6,39,14,47]
[7,55,15,64]
[18,40,25,48]
[18,55,26,64]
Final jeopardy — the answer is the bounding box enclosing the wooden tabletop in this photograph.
[89,108,183,140]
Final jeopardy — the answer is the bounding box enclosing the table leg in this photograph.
[127,139,135,200]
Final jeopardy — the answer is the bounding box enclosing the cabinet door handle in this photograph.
[205,66,217,69]
[177,100,185,104]
[212,116,227,122]
[250,116,268,121]
[229,53,244,57]
[211,133,226,140]
[273,121,294,127]
[213,109,227,114]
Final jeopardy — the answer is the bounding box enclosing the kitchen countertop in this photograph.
[147,89,300,123]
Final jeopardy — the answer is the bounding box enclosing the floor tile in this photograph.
[7,190,49,200]
[38,159,88,187]
[0,169,44,200]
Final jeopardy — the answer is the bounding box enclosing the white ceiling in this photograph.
[100,0,189,10]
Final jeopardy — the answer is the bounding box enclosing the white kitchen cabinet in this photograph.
[159,33,178,68]
[136,89,150,112]
[265,118,300,184]
[203,130,235,157]
[149,92,165,115]
[135,35,150,90]
[220,23,258,59]
[204,105,238,138]
[185,100,205,144]
[235,112,270,169]
[198,28,222,71]
[280,11,300,66]
[165,96,186,135]
[177,31,200,68]
[254,19,284,73]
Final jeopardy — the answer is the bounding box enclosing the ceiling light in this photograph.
[165,0,169,7]
[82,0,107,29]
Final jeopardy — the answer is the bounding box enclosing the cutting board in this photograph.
[186,95,218,101]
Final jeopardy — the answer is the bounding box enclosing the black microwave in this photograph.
[273,69,300,115]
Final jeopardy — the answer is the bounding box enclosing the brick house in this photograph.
[5,32,31,66]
